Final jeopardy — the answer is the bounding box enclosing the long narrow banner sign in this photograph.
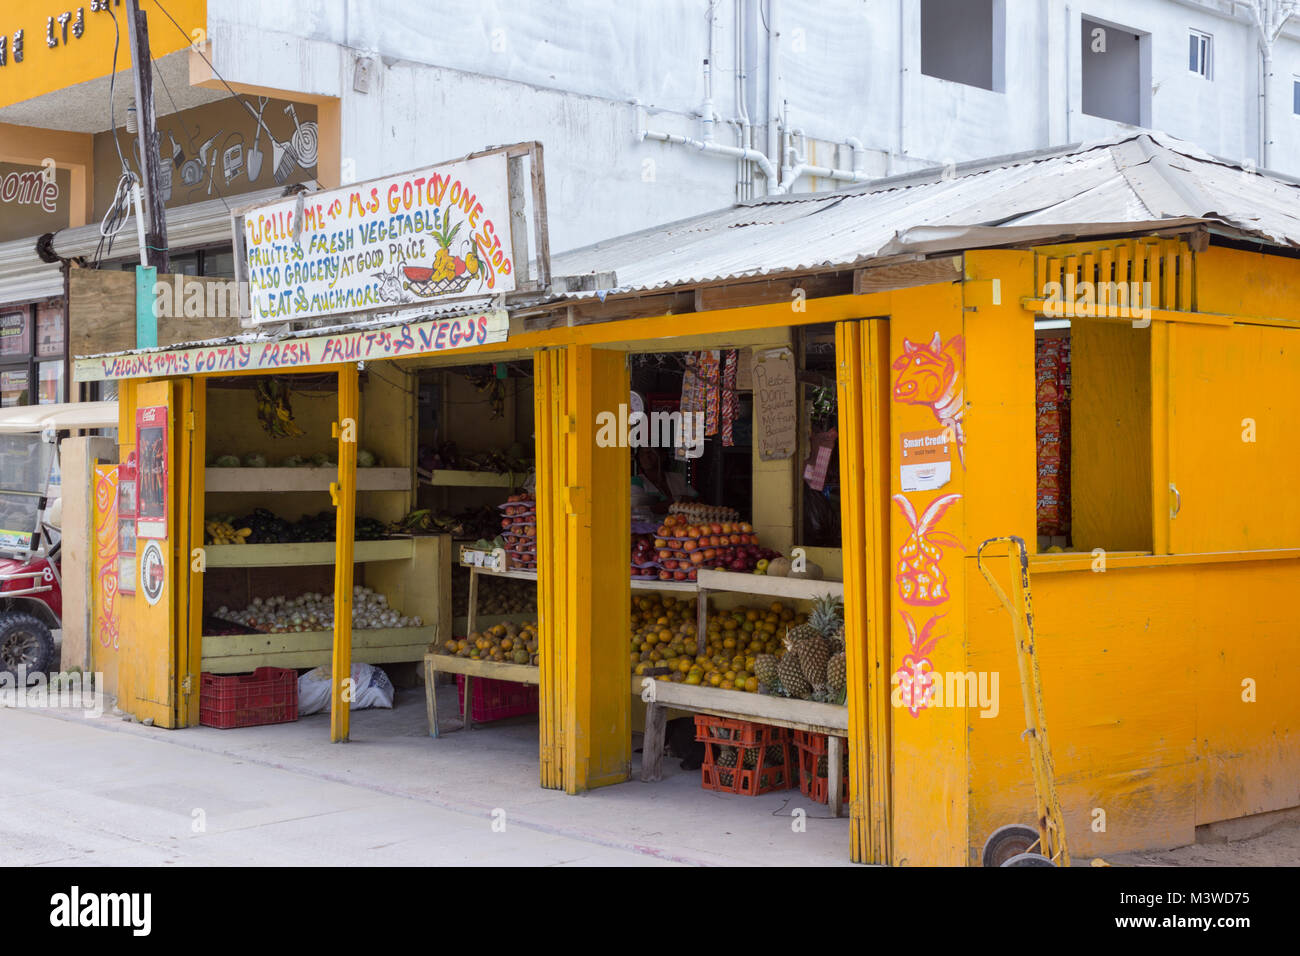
[74,310,508,382]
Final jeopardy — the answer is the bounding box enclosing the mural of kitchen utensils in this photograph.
[132,131,172,201]
[138,97,317,203]
[283,104,318,170]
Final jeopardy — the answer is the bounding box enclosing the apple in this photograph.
[673,526,689,539]
[654,537,667,549]
[687,568,698,580]
[673,570,687,581]
[656,525,670,537]
[740,522,753,533]
[710,523,723,535]
[658,570,671,580]
[703,548,716,560]
[683,540,698,552]
[689,551,705,565]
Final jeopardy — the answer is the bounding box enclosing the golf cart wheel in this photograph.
[982,823,1042,867]
[1003,852,1057,867]
[0,613,55,677]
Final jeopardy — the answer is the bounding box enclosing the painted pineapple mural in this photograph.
[894,611,944,717]
[892,492,962,606]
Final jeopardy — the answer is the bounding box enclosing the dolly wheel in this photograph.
[1003,852,1057,867]
[982,824,1041,867]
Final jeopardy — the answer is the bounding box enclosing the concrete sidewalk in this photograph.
[0,685,852,867]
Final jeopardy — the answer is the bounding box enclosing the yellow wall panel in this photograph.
[1168,322,1300,552]
[967,558,1300,860]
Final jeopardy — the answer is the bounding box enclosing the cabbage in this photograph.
[213,455,240,468]
[242,453,267,468]
[357,449,376,467]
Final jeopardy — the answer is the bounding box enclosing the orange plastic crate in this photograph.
[695,715,795,795]
[793,730,850,804]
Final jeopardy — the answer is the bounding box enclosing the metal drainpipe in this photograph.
[1261,43,1272,168]
[896,0,906,171]
[767,0,781,182]
[736,0,753,199]
[703,0,718,143]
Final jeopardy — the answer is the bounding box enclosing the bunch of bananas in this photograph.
[206,518,252,545]
[256,378,306,438]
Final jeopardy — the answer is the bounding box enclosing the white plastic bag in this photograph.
[297,663,395,715]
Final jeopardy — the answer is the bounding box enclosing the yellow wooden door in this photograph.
[118,379,180,727]
[1167,322,1300,554]
[835,318,892,864]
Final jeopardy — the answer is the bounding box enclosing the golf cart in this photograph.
[0,401,117,677]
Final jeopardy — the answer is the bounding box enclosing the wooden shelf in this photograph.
[631,675,848,735]
[205,537,415,567]
[201,625,435,673]
[425,654,539,684]
[205,467,410,493]
[696,568,843,600]
[419,468,528,488]
[471,566,698,592]
[452,612,535,634]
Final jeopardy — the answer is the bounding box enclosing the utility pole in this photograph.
[124,0,170,272]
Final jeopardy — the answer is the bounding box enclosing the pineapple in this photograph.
[431,206,462,282]
[754,654,779,690]
[778,636,812,699]
[893,493,963,606]
[784,617,820,646]
[826,651,847,704]
[716,745,738,767]
[799,632,832,692]
[764,743,786,766]
[808,594,844,651]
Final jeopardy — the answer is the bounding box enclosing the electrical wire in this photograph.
[150,0,330,193]
[94,3,138,267]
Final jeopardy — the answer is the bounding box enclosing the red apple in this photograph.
[673,570,687,581]
[683,539,698,552]
[687,568,698,580]
[658,570,671,580]
[689,551,705,565]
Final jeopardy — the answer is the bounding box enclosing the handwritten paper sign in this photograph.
[752,347,797,461]
[242,154,516,324]
[74,310,509,382]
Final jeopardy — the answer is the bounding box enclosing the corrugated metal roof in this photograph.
[546,132,1300,300]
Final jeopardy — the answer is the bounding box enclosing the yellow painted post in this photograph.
[177,377,206,727]
[835,318,893,864]
[560,345,631,792]
[887,282,968,866]
[535,350,567,788]
[330,363,359,742]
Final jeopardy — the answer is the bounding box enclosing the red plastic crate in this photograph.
[793,730,850,804]
[695,715,795,795]
[199,667,298,729]
[456,675,539,722]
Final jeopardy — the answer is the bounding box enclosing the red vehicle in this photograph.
[0,549,61,675]
[0,430,63,677]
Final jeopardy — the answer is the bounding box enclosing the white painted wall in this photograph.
[204,0,1300,255]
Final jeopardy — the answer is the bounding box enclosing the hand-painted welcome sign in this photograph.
[242,154,516,325]
[74,310,509,382]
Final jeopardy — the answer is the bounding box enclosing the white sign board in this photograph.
[243,154,517,324]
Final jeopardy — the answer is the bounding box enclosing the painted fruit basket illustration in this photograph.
[400,206,487,299]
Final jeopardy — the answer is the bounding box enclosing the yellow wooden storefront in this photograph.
[87,238,1300,866]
